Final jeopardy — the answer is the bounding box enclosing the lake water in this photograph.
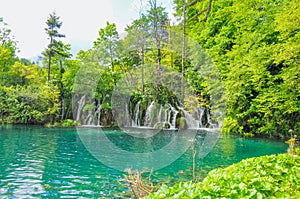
[0,126,287,198]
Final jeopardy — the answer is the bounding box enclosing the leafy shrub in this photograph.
[146,154,300,198]
[48,119,78,127]
[60,119,78,127]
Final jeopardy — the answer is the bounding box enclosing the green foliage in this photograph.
[44,12,66,82]
[0,84,60,124]
[93,21,120,71]
[0,17,17,56]
[147,154,300,198]
[222,116,243,134]
[181,0,300,138]
[51,119,78,127]
[1,0,298,134]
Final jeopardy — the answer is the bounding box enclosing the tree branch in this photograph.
[201,0,213,22]
[189,0,202,7]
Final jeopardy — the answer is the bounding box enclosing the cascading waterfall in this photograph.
[75,95,102,126]
[76,95,86,121]
[178,107,199,129]
[198,107,205,128]
[74,95,218,129]
[179,107,219,129]
[96,103,101,126]
[127,101,217,129]
[144,101,154,127]
[157,104,162,125]
[207,111,218,128]
[151,103,178,129]
[169,105,178,129]
[132,101,141,127]
[125,102,131,126]
[85,111,93,125]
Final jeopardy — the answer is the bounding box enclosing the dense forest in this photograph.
[0,0,299,139]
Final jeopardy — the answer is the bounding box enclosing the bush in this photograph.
[146,154,300,198]
[47,119,78,127]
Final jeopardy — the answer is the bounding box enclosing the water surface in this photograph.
[0,126,287,198]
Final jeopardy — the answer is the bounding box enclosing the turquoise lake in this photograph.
[0,126,287,198]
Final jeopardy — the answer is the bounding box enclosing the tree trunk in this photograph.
[141,46,145,95]
[59,59,64,120]
[47,37,53,82]
[202,0,213,22]
[181,1,186,102]
[109,43,114,72]
[149,0,162,86]
[47,55,51,82]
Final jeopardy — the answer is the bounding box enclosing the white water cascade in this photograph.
[197,107,205,128]
[157,104,162,125]
[85,110,93,125]
[206,110,218,128]
[128,101,218,129]
[144,101,154,126]
[76,95,86,121]
[178,107,199,129]
[132,101,141,127]
[74,96,219,129]
[169,105,178,129]
[125,102,131,126]
[96,103,101,126]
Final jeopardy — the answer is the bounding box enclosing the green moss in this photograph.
[176,117,187,130]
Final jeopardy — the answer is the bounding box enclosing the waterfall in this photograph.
[76,95,86,121]
[125,102,131,126]
[169,105,178,129]
[157,104,162,124]
[207,111,218,128]
[144,101,154,127]
[178,107,199,129]
[162,106,171,127]
[96,103,101,126]
[198,107,205,128]
[132,101,141,127]
[85,110,93,125]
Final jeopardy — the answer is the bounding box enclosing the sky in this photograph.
[0,0,174,59]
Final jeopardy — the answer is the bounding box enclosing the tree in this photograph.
[0,17,18,86]
[124,15,151,94]
[44,12,65,82]
[93,22,119,72]
[148,0,169,68]
[61,59,81,119]
[51,40,72,120]
[0,17,17,55]
[180,0,187,102]
[178,0,300,137]
[0,45,11,79]
[147,0,169,98]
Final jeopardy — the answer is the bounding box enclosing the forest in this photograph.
[0,0,299,139]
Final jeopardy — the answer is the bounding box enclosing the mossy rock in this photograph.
[154,122,170,129]
[176,117,187,129]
